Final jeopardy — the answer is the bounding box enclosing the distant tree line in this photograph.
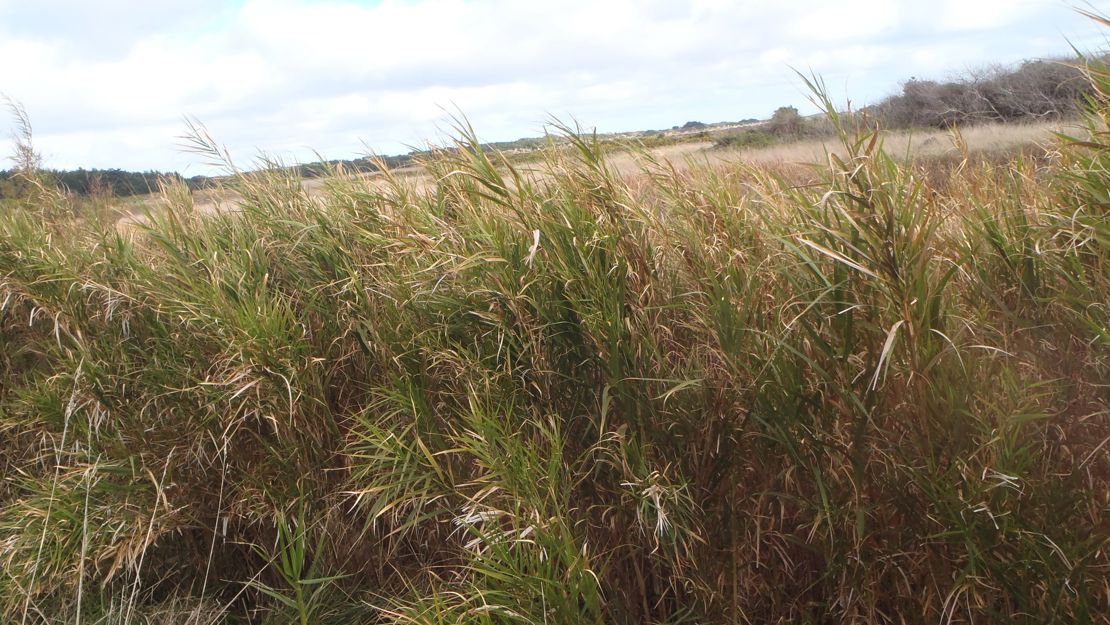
[713,57,1097,151]
[0,168,188,200]
[289,153,415,179]
[0,152,423,200]
[868,58,1095,129]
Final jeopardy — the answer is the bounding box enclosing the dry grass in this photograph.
[709,119,1069,165]
[2,58,1108,625]
[122,122,1066,226]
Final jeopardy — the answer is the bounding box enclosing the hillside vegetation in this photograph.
[1,42,1109,625]
[869,57,1091,129]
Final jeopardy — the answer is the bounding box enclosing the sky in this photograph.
[0,0,1106,174]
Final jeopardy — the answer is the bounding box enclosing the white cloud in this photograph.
[930,0,1062,32]
[792,0,901,42]
[0,0,1099,172]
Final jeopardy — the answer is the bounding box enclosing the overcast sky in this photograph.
[0,0,1106,174]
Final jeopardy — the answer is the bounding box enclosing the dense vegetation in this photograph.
[870,57,1092,129]
[713,56,1097,151]
[1,30,1108,625]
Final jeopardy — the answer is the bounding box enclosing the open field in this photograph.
[711,119,1070,164]
[2,71,1109,625]
[123,119,1068,226]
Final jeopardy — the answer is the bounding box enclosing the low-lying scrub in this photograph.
[1,52,1108,625]
[867,55,1098,129]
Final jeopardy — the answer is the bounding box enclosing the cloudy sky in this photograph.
[0,0,1105,174]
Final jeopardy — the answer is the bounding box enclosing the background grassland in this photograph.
[1,54,1108,625]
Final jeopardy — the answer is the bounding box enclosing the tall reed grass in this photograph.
[1,39,1108,625]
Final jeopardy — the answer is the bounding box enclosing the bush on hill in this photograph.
[871,58,1092,128]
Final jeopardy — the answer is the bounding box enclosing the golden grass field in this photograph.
[123,119,1069,227]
